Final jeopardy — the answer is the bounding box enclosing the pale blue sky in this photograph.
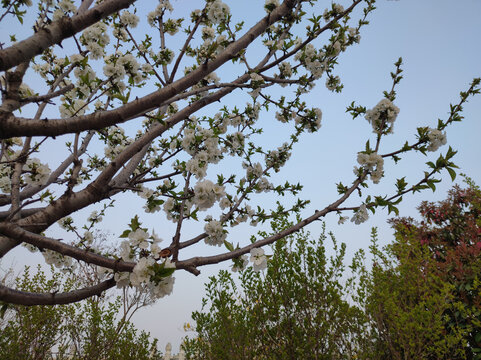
[1,0,481,353]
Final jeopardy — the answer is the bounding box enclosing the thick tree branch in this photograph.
[0,222,135,272]
[0,278,115,305]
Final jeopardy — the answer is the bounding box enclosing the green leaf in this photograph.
[387,204,399,216]
[446,167,457,181]
[0,302,8,319]
[119,229,131,238]
[129,215,141,231]
[224,240,234,252]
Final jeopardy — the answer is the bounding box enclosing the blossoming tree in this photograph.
[0,0,479,305]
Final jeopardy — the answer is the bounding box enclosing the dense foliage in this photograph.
[0,265,162,359]
[183,184,481,360]
[183,222,366,359]
[390,178,481,359]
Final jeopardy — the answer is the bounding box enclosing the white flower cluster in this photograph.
[265,142,291,171]
[323,3,344,21]
[249,73,264,98]
[182,126,222,179]
[193,180,225,211]
[83,231,94,244]
[242,162,271,193]
[148,270,175,299]
[72,64,95,97]
[115,258,175,299]
[80,22,109,59]
[250,248,267,271]
[0,155,13,193]
[163,178,226,221]
[53,0,77,20]
[138,186,155,200]
[119,10,139,28]
[355,152,384,184]
[264,38,284,51]
[147,0,173,26]
[204,219,226,246]
[115,227,173,299]
[224,131,245,155]
[365,98,400,134]
[103,52,143,88]
[348,26,361,43]
[196,26,227,62]
[201,26,216,40]
[245,162,263,179]
[57,216,74,230]
[293,108,322,132]
[23,157,51,186]
[0,177,11,193]
[264,0,280,12]
[207,0,230,24]
[87,210,103,224]
[104,126,132,160]
[277,61,293,80]
[351,204,369,225]
[154,48,175,66]
[120,228,163,262]
[43,249,74,271]
[294,42,326,80]
[426,128,447,152]
[130,257,155,287]
[232,204,256,226]
[23,243,38,253]
[326,75,340,91]
[59,98,89,119]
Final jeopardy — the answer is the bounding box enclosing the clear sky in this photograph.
[1,0,481,354]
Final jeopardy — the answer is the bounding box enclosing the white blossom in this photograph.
[204,220,226,246]
[0,176,11,193]
[193,180,225,210]
[351,204,369,225]
[207,0,230,24]
[265,0,280,12]
[114,272,130,288]
[365,98,400,134]
[58,216,73,230]
[357,152,384,184]
[23,158,50,186]
[148,275,175,298]
[87,210,102,223]
[58,0,76,13]
[128,228,149,247]
[426,128,447,152]
[120,241,133,261]
[202,26,215,39]
[43,249,73,270]
[83,231,93,244]
[250,248,267,271]
[130,257,155,287]
[120,10,139,28]
[81,22,109,60]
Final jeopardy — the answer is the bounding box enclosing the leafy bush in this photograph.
[184,204,475,359]
[0,265,162,360]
